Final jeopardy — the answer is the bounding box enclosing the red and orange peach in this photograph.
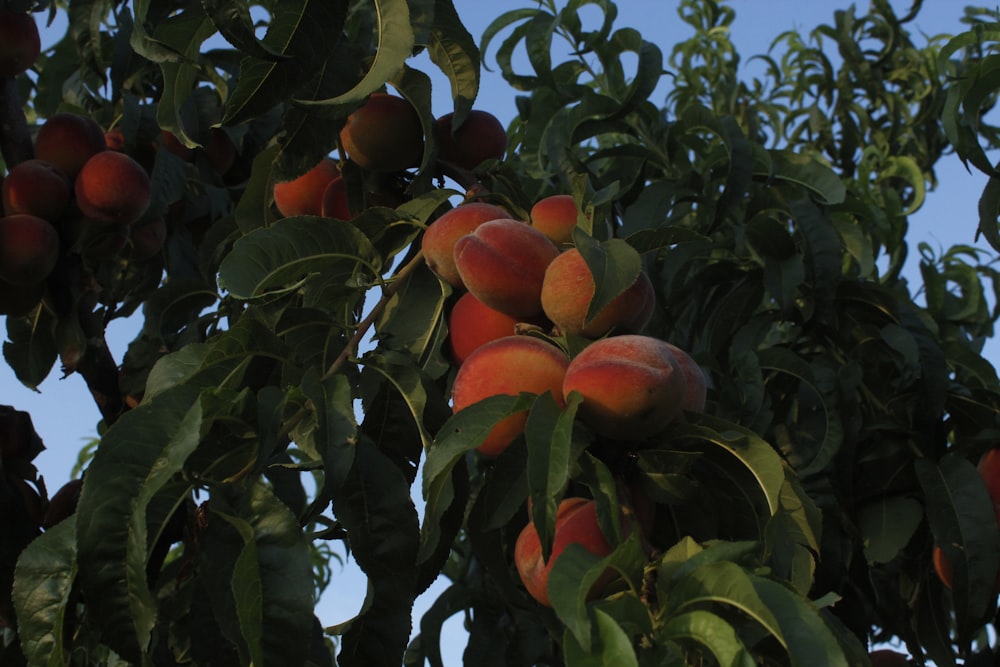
[421,202,509,288]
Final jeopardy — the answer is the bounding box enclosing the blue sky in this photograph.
[1,1,995,663]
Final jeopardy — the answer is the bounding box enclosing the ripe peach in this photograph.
[75,150,151,225]
[2,159,71,221]
[0,214,60,285]
[451,335,569,457]
[273,157,340,218]
[339,93,423,173]
[0,277,43,316]
[540,248,654,338]
[129,217,167,260]
[0,9,40,77]
[42,478,83,529]
[664,343,707,413]
[205,128,237,175]
[35,113,107,180]
[433,110,507,170]
[421,202,509,287]
[160,130,194,161]
[563,335,687,439]
[447,292,527,366]
[530,194,579,245]
[514,498,614,607]
[868,649,909,667]
[321,175,352,220]
[454,219,561,319]
[978,448,1000,514]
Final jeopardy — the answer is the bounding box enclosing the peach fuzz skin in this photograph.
[34,112,107,180]
[540,248,654,338]
[530,194,579,245]
[563,335,687,439]
[433,110,507,171]
[0,9,40,78]
[273,158,340,218]
[454,218,561,319]
[75,151,151,225]
[451,336,569,457]
[421,202,509,288]
[0,214,60,286]
[2,159,71,222]
[339,93,423,173]
[447,292,526,366]
[664,342,708,413]
[514,498,614,607]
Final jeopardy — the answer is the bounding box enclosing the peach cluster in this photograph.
[0,111,159,313]
[427,195,708,458]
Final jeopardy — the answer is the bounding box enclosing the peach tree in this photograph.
[1,0,1000,665]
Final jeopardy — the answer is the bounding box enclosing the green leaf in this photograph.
[201,0,290,60]
[12,517,78,667]
[426,0,480,117]
[562,607,638,667]
[858,495,923,564]
[916,455,1000,634]
[75,385,203,661]
[217,216,381,300]
[658,610,754,667]
[759,151,846,206]
[526,392,581,561]
[295,0,414,107]
[3,305,57,390]
[751,578,848,667]
[298,371,358,519]
[572,232,643,324]
[336,438,420,667]
[154,12,218,146]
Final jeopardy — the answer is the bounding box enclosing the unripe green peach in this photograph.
[35,113,107,180]
[0,214,60,285]
[421,202,509,288]
[454,219,561,319]
[75,151,151,225]
[273,158,340,218]
[514,498,614,607]
[530,194,579,245]
[433,110,507,170]
[451,335,569,457]
[0,9,40,77]
[664,343,708,413]
[540,248,654,338]
[447,292,528,366]
[340,93,423,173]
[563,335,687,439]
[2,159,71,221]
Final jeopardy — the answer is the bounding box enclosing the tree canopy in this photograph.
[2,0,1000,665]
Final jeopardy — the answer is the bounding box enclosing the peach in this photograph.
[447,292,528,366]
[0,277,43,316]
[451,335,569,456]
[339,93,423,173]
[433,110,507,170]
[35,113,107,180]
[530,194,579,245]
[514,498,614,607]
[454,218,561,319]
[321,175,352,220]
[664,343,708,413]
[0,9,40,77]
[160,130,194,161]
[0,214,60,285]
[540,248,654,337]
[273,157,340,218]
[129,217,167,260]
[75,150,151,225]
[42,478,83,529]
[563,335,687,439]
[2,159,71,221]
[978,448,1000,514]
[868,650,909,667]
[421,202,509,288]
[205,128,237,175]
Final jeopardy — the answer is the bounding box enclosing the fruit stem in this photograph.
[0,77,33,167]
